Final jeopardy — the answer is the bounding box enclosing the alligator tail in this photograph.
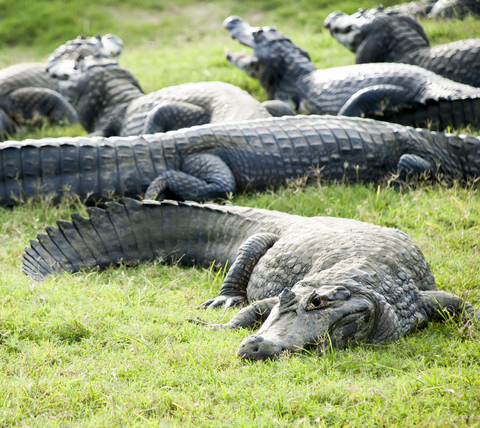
[0,108,16,138]
[0,135,159,206]
[373,96,480,132]
[22,198,252,281]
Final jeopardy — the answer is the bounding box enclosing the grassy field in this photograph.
[1,0,480,426]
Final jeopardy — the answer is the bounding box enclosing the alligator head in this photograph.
[47,57,142,133]
[47,57,119,106]
[324,10,369,53]
[47,34,124,71]
[324,8,429,62]
[237,281,383,360]
[46,34,128,106]
[223,16,314,105]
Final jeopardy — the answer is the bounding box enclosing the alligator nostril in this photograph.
[253,347,259,353]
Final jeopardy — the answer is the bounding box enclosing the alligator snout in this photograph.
[223,16,245,31]
[323,11,345,30]
[237,335,284,360]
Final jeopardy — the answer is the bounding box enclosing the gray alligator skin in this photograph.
[49,57,291,137]
[383,0,437,17]
[386,0,480,18]
[428,0,480,18]
[0,35,123,139]
[324,7,480,87]
[224,16,480,131]
[1,115,479,206]
[21,198,480,359]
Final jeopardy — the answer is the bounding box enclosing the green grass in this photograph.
[1,0,480,426]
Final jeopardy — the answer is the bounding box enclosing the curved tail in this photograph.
[370,96,480,132]
[22,198,252,281]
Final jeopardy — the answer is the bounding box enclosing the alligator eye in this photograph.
[253,29,264,42]
[341,25,352,34]
[306,293,328,311]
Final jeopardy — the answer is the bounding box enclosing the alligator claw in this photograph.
[144,176,167,200]
[198,295,246,309]
[186,318,227,330]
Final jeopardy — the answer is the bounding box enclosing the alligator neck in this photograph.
[259,43,316,109]
[76,67,143,134]
[384,32,429,63]
[357,19,430,63]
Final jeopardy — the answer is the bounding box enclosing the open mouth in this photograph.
[223,16,258,71]
[224,50,260,77]
[225,49,252,64]
[223,16,257,48]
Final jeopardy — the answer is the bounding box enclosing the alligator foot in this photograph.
[200,233,280,311]
[338,85,414,117]
[145,101,210,134]
[261,100,295,117]
[6,87,79,127]
[422,290,480,323]
[144,153,236,201]
[144,176,167,200]
[397,154,437,182]
[186,318,228,330]
[199,295,247,309]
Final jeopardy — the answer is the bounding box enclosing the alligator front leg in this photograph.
[260,100,295,117]
[419,290,480,325]
[338,85,415,117]
[144,153,236,201]
[397,154,437,182]
[144,101,211,134]
[200,233,279,309]
[5,87,79,127]
[190,297,279,330]
[225,297,280,328]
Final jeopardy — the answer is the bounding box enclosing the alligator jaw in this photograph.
[237,335,286,360]
[223,16,259,75]
[224,50,261,78]
[237,285,376,360]
[223,16,258,48]
[223,16,290,80]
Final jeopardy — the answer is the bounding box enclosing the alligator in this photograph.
[0,63,78,139]
[48,56,293,138]
[384,0,480,18]
[1,114,480,207]
[384,0,437,17]
[428,0,480,17]
[224,16,480,131]
[21,198,480,359]
[324,7,480,88]
[0,34,123,139]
